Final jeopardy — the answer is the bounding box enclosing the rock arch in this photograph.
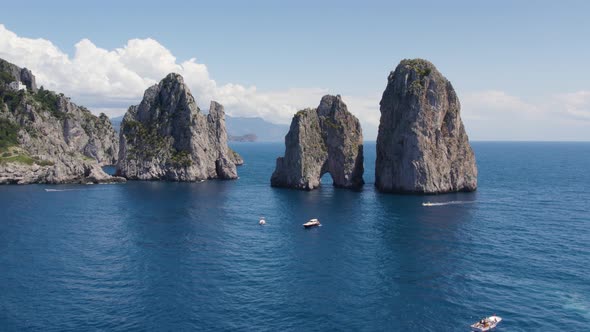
[271,95,364,190]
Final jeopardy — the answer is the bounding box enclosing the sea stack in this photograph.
[375,59,477,194]
[271,95,364,190]
[117,73,241,181]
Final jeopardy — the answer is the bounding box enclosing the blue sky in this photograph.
[1,0,589,140]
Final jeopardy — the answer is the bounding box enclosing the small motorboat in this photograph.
[471,315,502,331]
[303,218,321,228]
[422,202,435,206]
[259,217,266,225]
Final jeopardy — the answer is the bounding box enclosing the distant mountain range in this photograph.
[110,115,288,142]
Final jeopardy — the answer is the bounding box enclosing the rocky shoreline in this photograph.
[0,58,125,184]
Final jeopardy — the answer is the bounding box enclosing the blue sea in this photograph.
[0,142,589,331]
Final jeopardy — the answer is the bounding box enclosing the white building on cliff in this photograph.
[8,81,26,91]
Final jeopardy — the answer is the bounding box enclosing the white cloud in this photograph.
[462,90,540,117]
[555,91,590,121]
[0,23,383,137]
[1,24,588,141]
[0,24,334,126]
[460,90,590,140]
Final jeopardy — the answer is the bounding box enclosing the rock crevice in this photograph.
[271,95,363,190]
[375,59,477,194]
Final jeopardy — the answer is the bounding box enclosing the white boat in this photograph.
[471,315,502,331]
[422,202,435,206]
[259,217,266,225]
[303,218,321,228]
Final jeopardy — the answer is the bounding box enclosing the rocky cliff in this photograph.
[0,58,124,184]
[116,73,241,181]
[375,59,477,194]
[0,58,37,92]
[271,95,363,190]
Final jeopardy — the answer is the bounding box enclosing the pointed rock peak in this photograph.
[317,94,347,116]
[209,101,224,114]
[117,74,241,182]
[207,101,226,123]
[161,72,185,85]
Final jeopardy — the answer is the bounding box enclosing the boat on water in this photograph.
[259,217,266,225]
[303,218,321,228]
[422,202,435,206]
[471,315,502,331]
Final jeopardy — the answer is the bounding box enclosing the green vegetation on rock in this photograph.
[402,59,431,72]
[33,87,62,119]
[169,149,193,167]
[1,89,25,111]
[124,120,168,160]
[322,117,342,130]
[0,71,13,84]
[0,118,19,150]
[402,59,433,90]
[0,152,54,166]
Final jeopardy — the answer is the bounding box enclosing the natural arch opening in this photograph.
[320,171,334,186]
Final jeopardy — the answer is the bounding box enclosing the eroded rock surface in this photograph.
[271,95,363,190]
[375,59,477,194]
[117,73,241,181]
[0,58,124,184]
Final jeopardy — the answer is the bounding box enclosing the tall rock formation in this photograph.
[0,58,123,184]
[116,73,240,181]
[375,59,477,194]
[271,95,363,190]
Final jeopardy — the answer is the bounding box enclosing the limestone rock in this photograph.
[271,95,363,190]
[375,59,477,194]
[116,73,241,181]
[0,58,37,92]
[229,148,244,166]
[0,58,123,184]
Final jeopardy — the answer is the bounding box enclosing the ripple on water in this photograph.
[0,142,589,331]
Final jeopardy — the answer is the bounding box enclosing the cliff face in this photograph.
[271,95,364,190]
[116,73,240,181]
[0,58,123,184]
[375,59,477,194]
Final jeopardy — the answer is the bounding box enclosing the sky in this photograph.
[0,0,589,140]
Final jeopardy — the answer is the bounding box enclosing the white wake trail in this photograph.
[44,189,81,192]
[422,200,476,207]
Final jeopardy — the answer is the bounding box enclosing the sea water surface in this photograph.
[0,142,589,331]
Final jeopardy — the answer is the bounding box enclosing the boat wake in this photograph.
[44,189,81,192]
[422,200,476,207]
